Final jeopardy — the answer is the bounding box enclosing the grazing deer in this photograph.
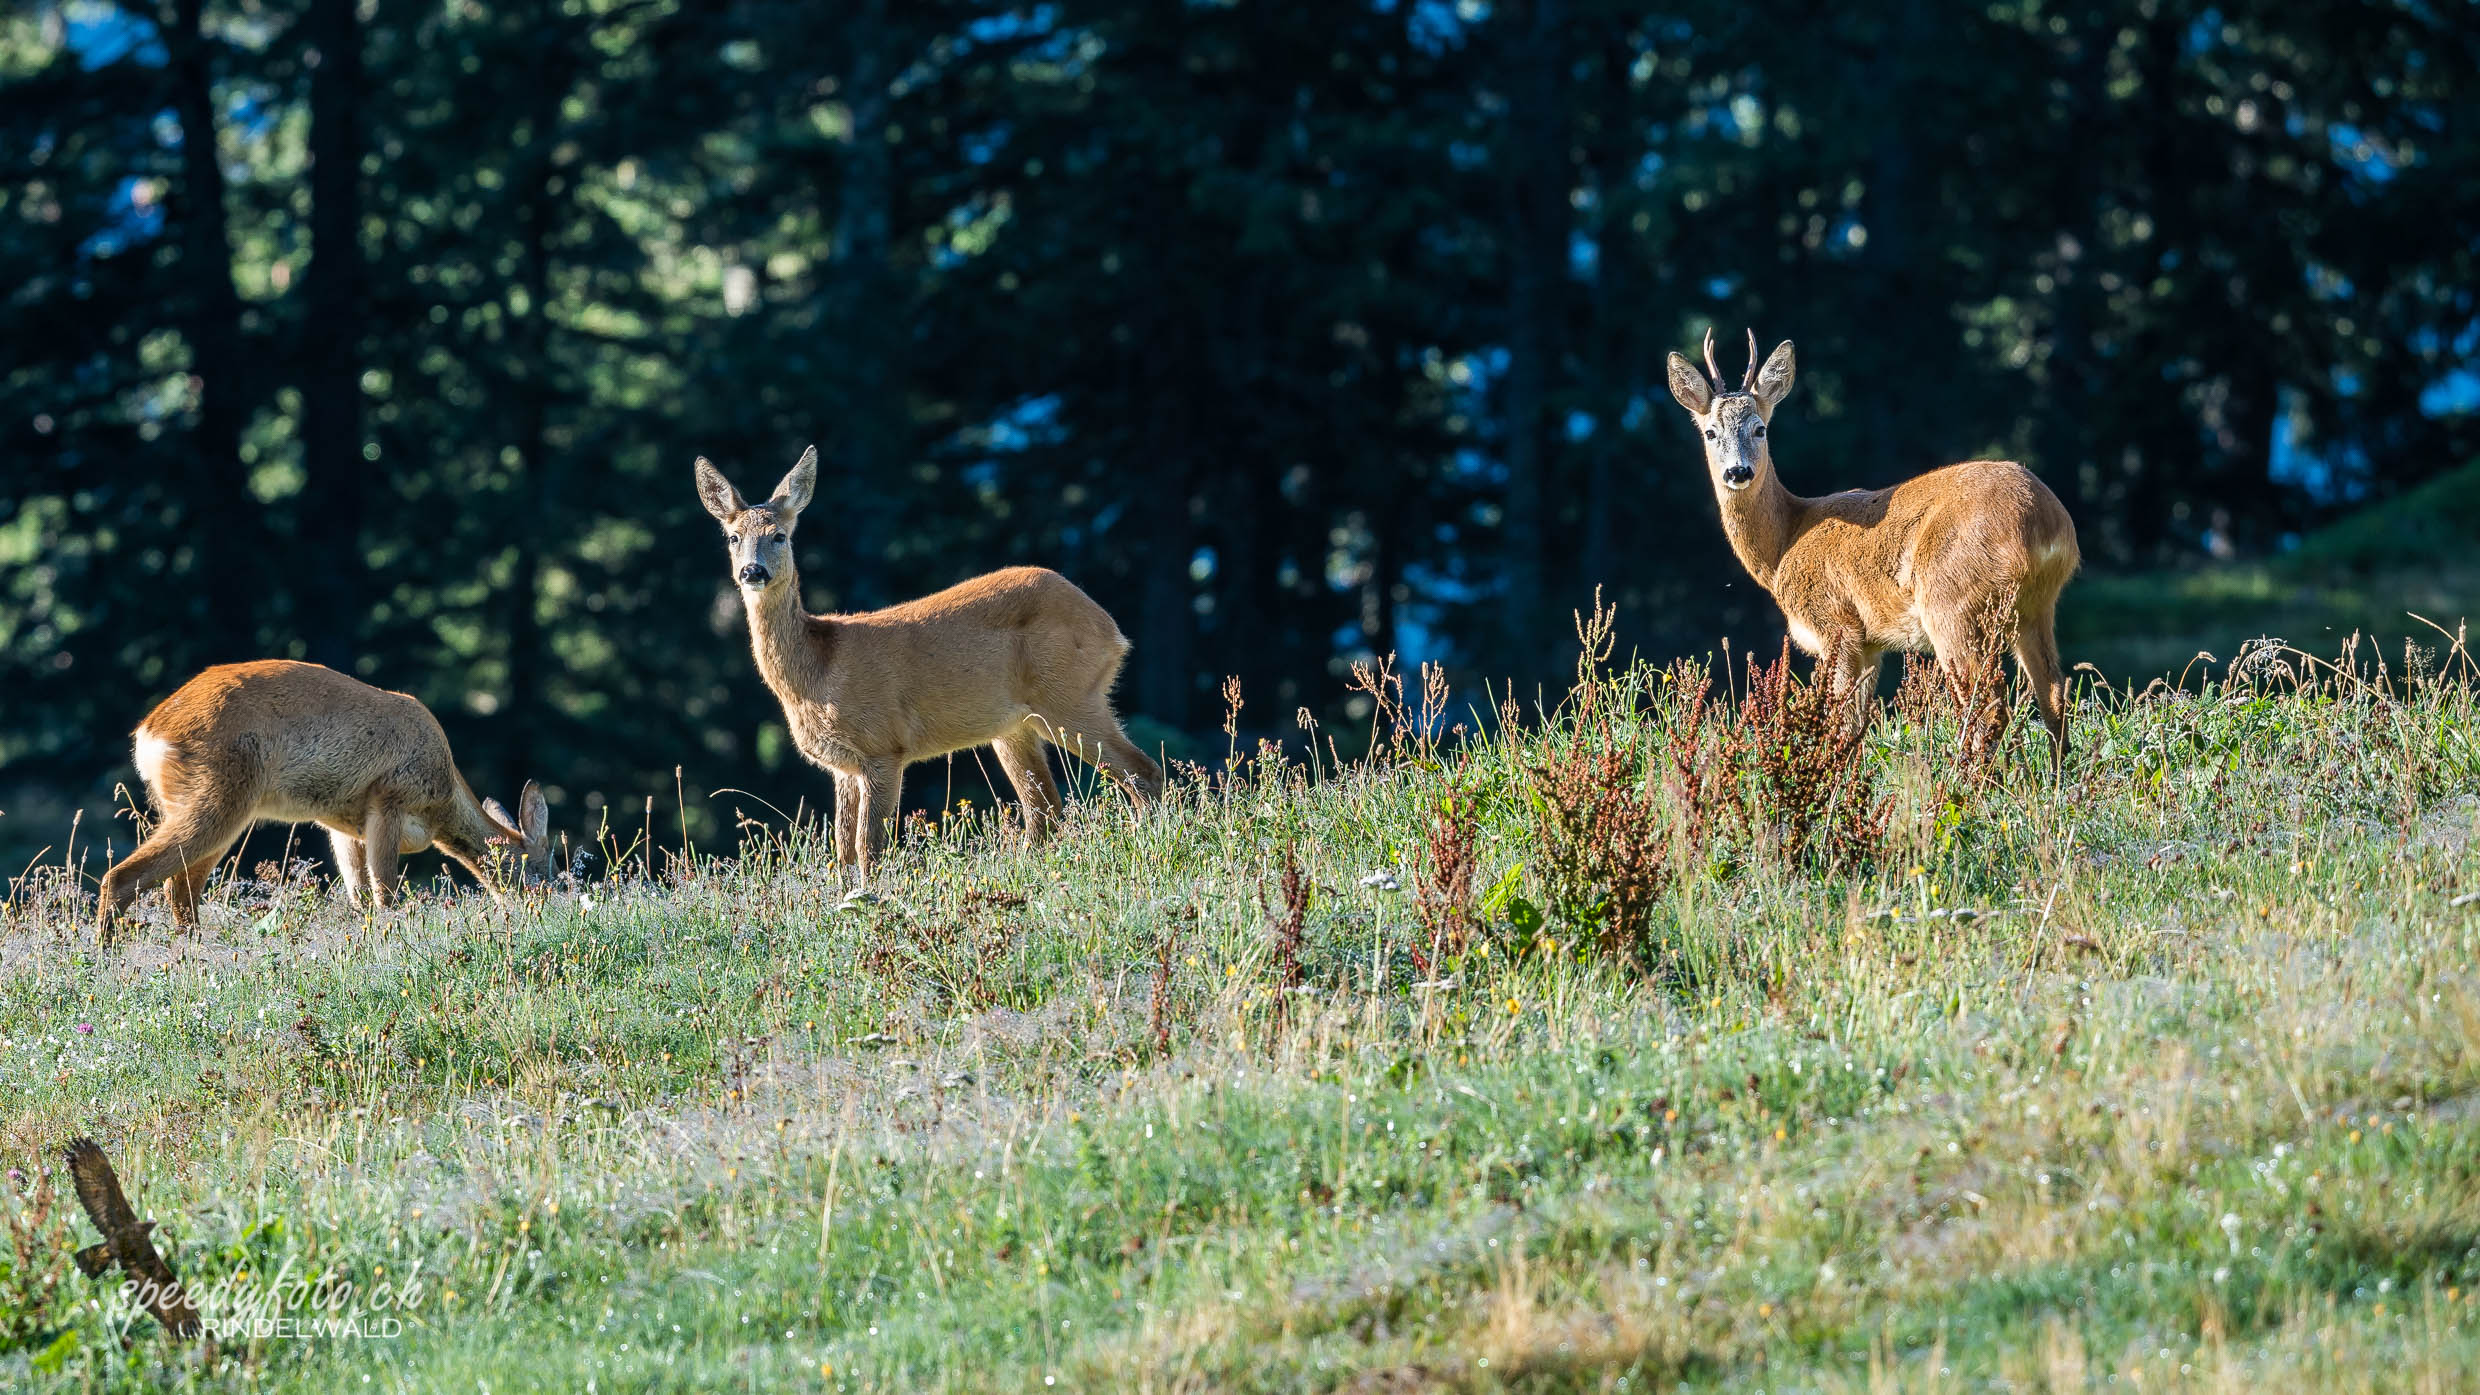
[1665,329,2081,760]
[95,661,551,943]
[695,446,1161,878]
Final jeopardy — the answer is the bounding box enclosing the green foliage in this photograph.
[0,1168,76,1359]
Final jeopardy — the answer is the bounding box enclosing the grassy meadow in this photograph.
[2061,461,2480,687]
[3,625,2479,1393]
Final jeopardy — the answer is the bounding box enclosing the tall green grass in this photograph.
[3,630,2477,1392]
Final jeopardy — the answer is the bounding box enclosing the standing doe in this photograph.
[1666,329,2081,760]
[95,660,551,943]
[695,446,1161,878]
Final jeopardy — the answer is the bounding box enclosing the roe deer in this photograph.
[695,446,1161,878]
[95,661,551,943]
[1666,329,2081,760]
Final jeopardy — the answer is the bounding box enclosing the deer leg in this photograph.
[1848,647,1886,736]
[992,727,1064,844]
[1924,599,2020,760]
[830,773,861,877]
[166,852,221,926]
[1923,613,1981,698]
[328,827,370,907]
[360,806,405,908]
[1820,634,1883,739]
[2014,602,2071,767]
[96,804,252,944]
[1095,714,1165,805]
[1036,698,1164,805]
[854,759,904,880]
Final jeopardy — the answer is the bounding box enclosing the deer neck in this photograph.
[743,562,837,702]
[435,777,516,877]
[1715,468,1802,593]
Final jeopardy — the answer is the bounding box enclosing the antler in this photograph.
[1741,328,1759,392]
[1702,326,1722,387]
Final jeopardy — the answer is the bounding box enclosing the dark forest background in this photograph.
[3,0,2475,871]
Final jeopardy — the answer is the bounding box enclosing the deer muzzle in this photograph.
[737,563,772,587]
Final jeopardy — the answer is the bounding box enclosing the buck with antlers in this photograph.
[1666,329,2080,760]
[696,446,1160,879]
[95,661,552,943]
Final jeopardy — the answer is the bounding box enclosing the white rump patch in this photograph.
[132,730,170,791]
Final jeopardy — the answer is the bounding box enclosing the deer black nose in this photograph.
[1722,464,1754,487]
[737,563,772,586]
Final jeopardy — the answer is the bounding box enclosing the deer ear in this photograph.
[1752,340,1796,409]
[1666,352,1713,416]
[694,457,746,521]
[482,797,516,836]
[769,446,818,517]
[518,780,549,844]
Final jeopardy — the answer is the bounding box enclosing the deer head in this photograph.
[480,780,552,885]
[695,446,818,594]
[1666,328,1797,494]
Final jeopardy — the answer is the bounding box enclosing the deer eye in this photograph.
[1703,429,1716,441]
[1753,426,1765,438]
[728,532,741,543]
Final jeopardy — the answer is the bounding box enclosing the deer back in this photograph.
[1772,461,2079,652]
[793,568,1131,762]
[137,662,471,828]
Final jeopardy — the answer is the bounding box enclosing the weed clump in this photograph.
[1409,785,1482,976]
[1261,841,1309,1026]
[1523,689,1675,959]
[1518,611,1891,963]
[1519,599,1677,959]
[0,1166,76,1358]
[1726,640,1889,872]
[860,900,1018,1011]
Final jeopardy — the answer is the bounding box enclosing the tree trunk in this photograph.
[1370,491,1403,664]
[2121,9,2191,561]
[1211,448,1265,715]
[2040,12,2107,531]
[502,48,566,798]
[167,0,263,658]
[1135,438,1195,731]
[829,0,898,606]
[1498,0,1566,682]
[296,0,366,671]
[2218,356,2282,550]
[1574,17,1646,631]
[1859,0,1924,486]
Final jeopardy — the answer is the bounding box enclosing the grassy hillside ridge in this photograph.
[0,640,2476,1391]
[2292,459,2480,572]
[2065,459,2480,685]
